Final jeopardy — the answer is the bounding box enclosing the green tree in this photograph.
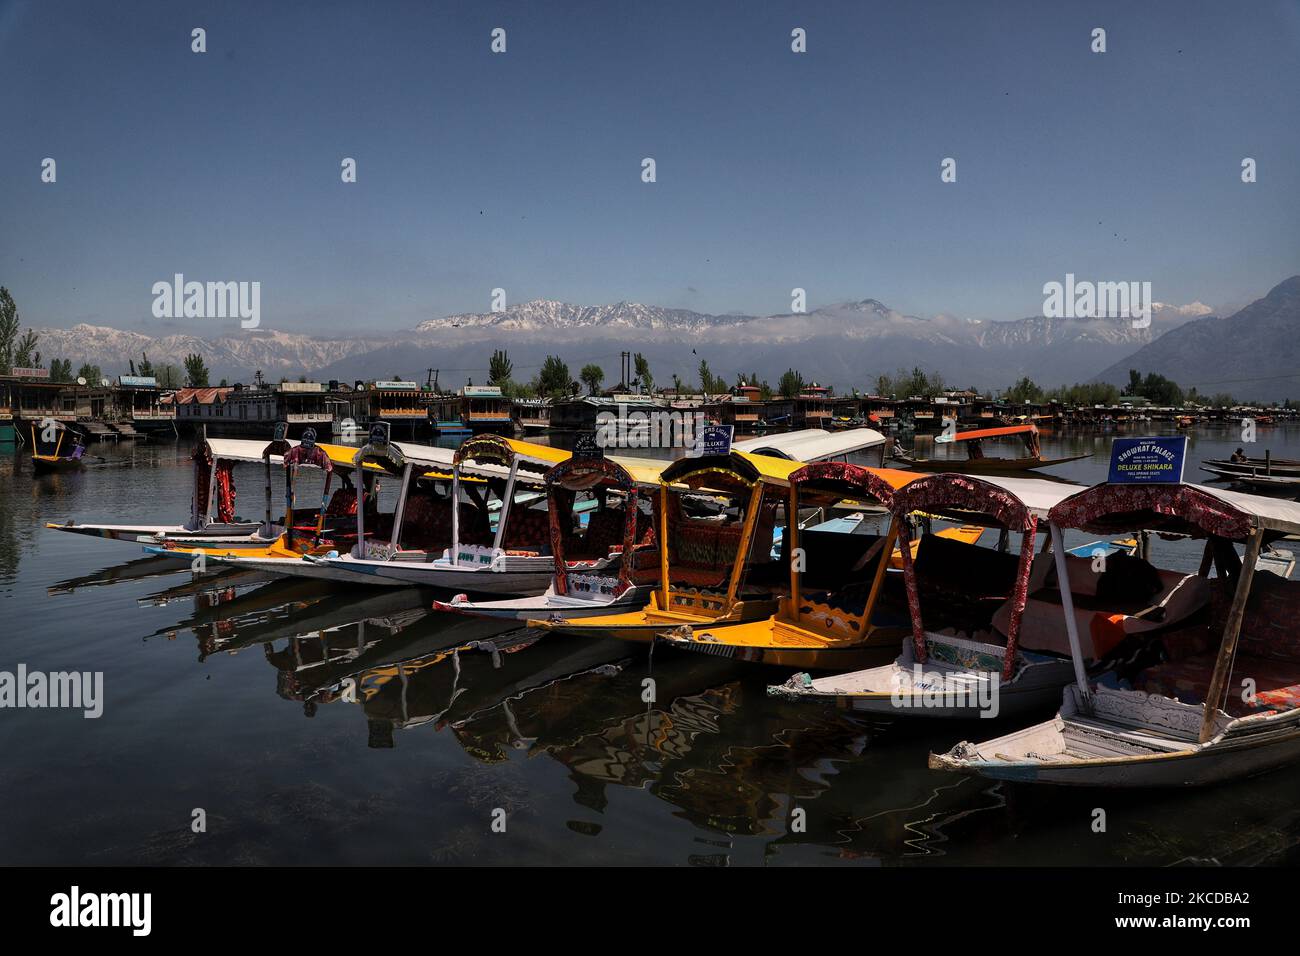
[633,352,653,393]
[778,368,805,399]
[697,360,727,396]
[77,363,101,384]
[671,373,683,394]
[580,362,605,395]
[0,287,18,374]
[535,355,571,398]
[1004,376,1044,404]
[13,329,39,368]
[157,364,183,388]
[184,353,210,387]
[48,358,74,382]
[488,349,513,386]
[138,352,154,377]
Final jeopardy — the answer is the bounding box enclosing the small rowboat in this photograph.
[30,420,88,473]
[1200,464,1300,490]
[893,424,1089,474]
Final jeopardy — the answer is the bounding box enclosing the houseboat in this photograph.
[460,385,515,435]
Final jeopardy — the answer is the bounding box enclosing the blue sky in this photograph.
[1,0,1298,334]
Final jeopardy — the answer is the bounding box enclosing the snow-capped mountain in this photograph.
[33,324,374,382]
[415,300,758,333]
[28,289,1240,392]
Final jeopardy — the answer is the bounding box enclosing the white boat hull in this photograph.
[206,553,408,586]
[48,521,273,544]
[432,585,655,621]
[769,634,1075,720]
[932,686,1300,787]
[309,555,556,595]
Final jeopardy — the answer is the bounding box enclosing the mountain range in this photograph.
[26,277,1298,399]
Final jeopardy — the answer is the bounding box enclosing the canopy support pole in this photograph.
[388,462,414,553]
[724,482,765,612]
[787,484,801,621]
[862,518,898,635]
[895,518,927,664]
[355,472,368,559]
[658,483,670,610]
[449,466,461,566]
[1049,522,1091,700]
[492,459,520,552]
[1198,528,1264,744]
[1001,517,1038,682]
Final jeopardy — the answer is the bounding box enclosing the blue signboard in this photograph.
[692,424,733,458]
[1107,436,1188,484]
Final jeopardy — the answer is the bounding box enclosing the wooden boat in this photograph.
[444,429,897,621]
[653,461,923,670]
[30,420,88,473]
[432,451,668,619]
[931,480,1300,786]
[46,436,296,544]
[305,434,574,592]
[528,450,806,642]
[1203,453,1300,477]
[769,474,1091,718]
[892,424,1089,474]
[143,428,401,583]
[1200,464,1300,491]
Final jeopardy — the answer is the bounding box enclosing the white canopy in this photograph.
[1185,482,1300,535]
[965,475,1088,519]
[736,427,885,462]
[206,437,292,464]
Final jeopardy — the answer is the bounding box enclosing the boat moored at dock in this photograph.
[769,473,1089,718]
[931,477,1300,787]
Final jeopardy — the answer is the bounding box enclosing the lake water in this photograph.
[3,424,1300,866]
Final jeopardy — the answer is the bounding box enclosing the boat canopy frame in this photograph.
[784,460,921,634]
[1046,480,1300,742]
[544,455,661,596]
[887,473,1081,680]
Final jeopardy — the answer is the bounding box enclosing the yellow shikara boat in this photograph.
[655,461,927,670]
[529,450,807,642]
[142,426,407,575]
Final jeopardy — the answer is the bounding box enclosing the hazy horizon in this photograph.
[3,0,1298,336]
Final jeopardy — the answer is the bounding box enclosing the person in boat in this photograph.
[1230,447,1247,463]
[892,438,907,459]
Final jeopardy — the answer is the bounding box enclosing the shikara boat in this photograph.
[529,450,805,642]
[30,420,88,473]
[143,429,395,581]
[305,434,576,593]
[769,474,1091,718]
[441,428,893,621]
[931,481,1300,787]
[654,461,922,669]
[47,436,296,545]
[893,424,1089,474]
[433,452,668,619]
